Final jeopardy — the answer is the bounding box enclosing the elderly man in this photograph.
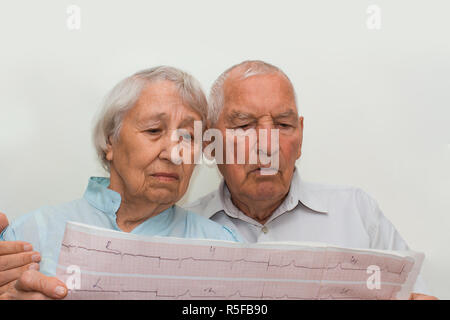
[0,66,240,299]
[185,60,437,300]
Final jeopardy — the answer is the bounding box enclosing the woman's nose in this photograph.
[160,129,192,165]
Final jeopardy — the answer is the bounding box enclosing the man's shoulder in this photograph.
[299,178,386,238]
[296,177,378,212]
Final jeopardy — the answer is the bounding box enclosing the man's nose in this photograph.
[257,124,274,157]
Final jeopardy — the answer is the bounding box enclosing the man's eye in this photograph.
[146,129,161,134]
[236,124,251,130]
[277,123,291,128]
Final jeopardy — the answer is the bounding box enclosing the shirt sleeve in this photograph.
[0,210,43,254]
[356,189,432,296]
[0,224,16,241]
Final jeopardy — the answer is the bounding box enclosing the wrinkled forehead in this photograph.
[136,81,185,109]
[223,72,297,116]
[127,82,202,124]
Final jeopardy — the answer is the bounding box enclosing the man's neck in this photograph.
[229,193,287,225]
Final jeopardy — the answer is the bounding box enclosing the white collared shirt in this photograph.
[184,168,430,295]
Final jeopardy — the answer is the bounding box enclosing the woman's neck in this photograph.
[115,198,171,232]
[108,172,172,233]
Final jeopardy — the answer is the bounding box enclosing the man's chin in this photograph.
[245,184,285,201]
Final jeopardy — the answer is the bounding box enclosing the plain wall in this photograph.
[0,0,449,298]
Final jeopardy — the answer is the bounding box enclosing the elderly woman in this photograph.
[0,66,240,299]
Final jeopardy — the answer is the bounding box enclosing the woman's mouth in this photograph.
[151,172,179,181]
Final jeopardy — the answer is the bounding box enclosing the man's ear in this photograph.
[296,116,304,159]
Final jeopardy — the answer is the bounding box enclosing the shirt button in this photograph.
[261,226,268,234]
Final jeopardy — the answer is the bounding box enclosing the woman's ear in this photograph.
[105,136,114,161]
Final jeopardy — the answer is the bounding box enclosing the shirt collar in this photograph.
[290,169,329,214]
[216,168,328,224]
[83,176,176,233]
[83,177,122,216]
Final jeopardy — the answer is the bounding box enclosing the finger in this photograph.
[0,262,39,287]
[15,270,67,299]
[0,213,8,232]
[410,293,438,300]
[0,277,17,295]
[0,241,33,255]
[0,286,51,300]
[0,251,40,271]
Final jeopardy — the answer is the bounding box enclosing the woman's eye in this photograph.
[182,133,193,141]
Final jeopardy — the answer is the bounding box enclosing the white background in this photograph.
[0,0,449,298]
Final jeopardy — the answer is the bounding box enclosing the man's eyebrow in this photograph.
[227,111,256,122]
[273,109,297,119]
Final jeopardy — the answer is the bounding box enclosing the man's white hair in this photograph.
[208,60,297,125]
[93,66,207,171]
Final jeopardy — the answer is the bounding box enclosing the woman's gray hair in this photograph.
[93,66,208,171]
[208,60,297,125]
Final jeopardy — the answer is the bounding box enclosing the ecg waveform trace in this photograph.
[56,222,423,300]
[60,242,409,277]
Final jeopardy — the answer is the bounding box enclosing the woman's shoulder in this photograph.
[7,198,92,233]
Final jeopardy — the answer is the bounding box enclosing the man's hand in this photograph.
[410,292,438,300]
[0,212,41,294]
[0,269,68,300]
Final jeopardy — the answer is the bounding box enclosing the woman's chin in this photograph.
[145,189,179,206]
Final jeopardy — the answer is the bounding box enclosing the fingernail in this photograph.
[23,244,32,251]
[28,263,39,271]
[55,286,66,297]
[31,254,40,262]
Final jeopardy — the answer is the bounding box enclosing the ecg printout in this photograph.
[56,222,424,300]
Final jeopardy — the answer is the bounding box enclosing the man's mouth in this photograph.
[249,167,279,176]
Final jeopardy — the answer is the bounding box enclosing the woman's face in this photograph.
[106,80,201,207]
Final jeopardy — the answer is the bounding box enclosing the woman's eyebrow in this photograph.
[137,112,168,126]
[178,116,197,128]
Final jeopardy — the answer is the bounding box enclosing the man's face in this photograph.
[106,80,200,206]
[215,72,303,204]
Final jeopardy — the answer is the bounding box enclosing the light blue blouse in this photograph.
[0,177,241,276]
